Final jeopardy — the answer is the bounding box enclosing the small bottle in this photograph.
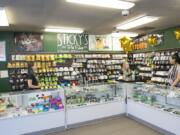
[132,71,135,81]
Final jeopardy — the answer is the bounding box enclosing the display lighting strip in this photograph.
[44,27,84,33]
[117,16,159,30]
[112,32,138,37]
[0,7,9,26]
[66,0,135,10]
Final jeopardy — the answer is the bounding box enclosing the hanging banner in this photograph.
[14,33,43,52]
[57,34,88,52]
[0,41,6,61]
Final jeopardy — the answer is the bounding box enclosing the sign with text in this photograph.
[57,34,88,52]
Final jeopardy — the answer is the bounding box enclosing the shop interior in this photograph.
[0,0,180,135]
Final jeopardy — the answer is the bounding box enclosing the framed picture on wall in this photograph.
[14,33,43,52]
[89,35,113,51]
[0,41,6,61]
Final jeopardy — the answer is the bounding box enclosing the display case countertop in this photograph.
[128,82,180,117]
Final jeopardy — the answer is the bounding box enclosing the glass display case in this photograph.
[65,83,125,109]
[0,83,125,120]
[0,92,22,119]
[128,83,180,116]
[0,89,65,120]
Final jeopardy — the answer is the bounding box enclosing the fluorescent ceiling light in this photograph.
[112,32,138,37]
[117,16,159,30]
[66,0,135,10]
[44,27,84,33]
[0,7,9,26]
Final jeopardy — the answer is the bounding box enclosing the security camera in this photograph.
[122,10,130,16]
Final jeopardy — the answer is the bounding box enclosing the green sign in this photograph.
[57,34,88,52]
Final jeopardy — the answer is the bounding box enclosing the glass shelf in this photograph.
[128,83,180,117]
[0,89,65,120]
[65,84,125,109]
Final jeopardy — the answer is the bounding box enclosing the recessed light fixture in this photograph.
[44,27,84,33]
[0,7,9,26]
[66,0,135,10]
[117,16,159,30]
[112,32,138,37]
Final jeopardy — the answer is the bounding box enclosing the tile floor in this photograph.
[48,117,163,135]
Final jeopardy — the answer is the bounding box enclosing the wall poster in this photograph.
[89,35,113,51]
[14,33,43,52]
[89,35,123,51]
[0,41,6,61]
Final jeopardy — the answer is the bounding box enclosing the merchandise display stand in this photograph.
[66,100,125,127]
[0,83,126,135]
[127,100,179,135]
[0,83,180,135]
[0,89,66,135]
[65,84,126,127]
[126,83,180,135]
[0,110,65,135]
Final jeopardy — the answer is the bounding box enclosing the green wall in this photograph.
[0,32,15,92]
[135,26,180,53]
[0,32,58,92]
[0,26,180,92]
[43,33,58,52]
[163,27,180,50]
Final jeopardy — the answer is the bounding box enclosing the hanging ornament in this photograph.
[174,29,180,40]
[148,35,158,46]
[120,36,132,48]
[119,36,133,53]
[148,34,163,46]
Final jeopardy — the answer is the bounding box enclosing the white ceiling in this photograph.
[0,0,180,34]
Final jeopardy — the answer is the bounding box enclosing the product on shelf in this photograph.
[155,71,168,76]
[128,50,177,84]
[26,92,64,114]
[131,83,180,117]
[173,110,180,115]
[65,84,123,108]
[0,98,6,113]
[163,108,174,112]
[112,54,128,59]
[50,97,64,110]
[7,53,126,90]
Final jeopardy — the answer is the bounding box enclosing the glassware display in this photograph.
[1,82,180,121]
[65,84,124,108]
[0,93,23,119]
[128,83,180,116]
[0,89,65,120]
[0,84,125,120]
[22,90,64,114]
